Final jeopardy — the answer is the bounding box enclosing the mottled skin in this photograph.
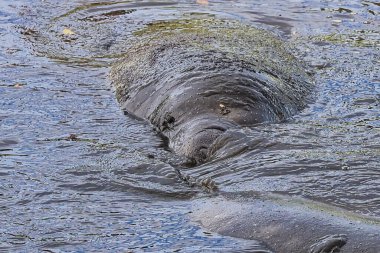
[110,19,312,164]
[109,19,380,253]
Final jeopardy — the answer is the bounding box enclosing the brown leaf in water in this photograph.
[196,0,209,5]
[14,83,26,88]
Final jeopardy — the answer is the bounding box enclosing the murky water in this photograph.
[0,0,379,252]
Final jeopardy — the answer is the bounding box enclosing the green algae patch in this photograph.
[266,193,380,226]
[133,18,293,63]
[129,17,313,98]
[312,30,380,47]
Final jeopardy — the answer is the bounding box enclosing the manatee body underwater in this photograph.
[110,19,380,253]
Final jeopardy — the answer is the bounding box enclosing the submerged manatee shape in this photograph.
[192,196,380,253]
[110,18,313,163]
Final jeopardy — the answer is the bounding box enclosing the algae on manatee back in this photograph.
[312,29,380,47]
[112,17,313,116]
[130,18,313,91]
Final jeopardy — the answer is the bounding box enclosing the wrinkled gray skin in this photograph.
[110,20,379,253]
[110,19,312,164]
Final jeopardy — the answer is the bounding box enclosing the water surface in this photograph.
[0,0,379,252]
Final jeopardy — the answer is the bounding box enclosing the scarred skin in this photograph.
[110,19,312,164]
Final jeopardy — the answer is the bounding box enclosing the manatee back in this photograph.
[110,18,312,121]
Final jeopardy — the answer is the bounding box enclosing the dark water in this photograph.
[0,0,379,252]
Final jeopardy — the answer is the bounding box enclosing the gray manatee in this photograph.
[192,195,380,253]
[110,18,312,164]
[110,19,380,252]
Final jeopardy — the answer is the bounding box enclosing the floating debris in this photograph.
[62,28,75,35]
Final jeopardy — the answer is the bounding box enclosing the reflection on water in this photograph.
[0,0,379,251]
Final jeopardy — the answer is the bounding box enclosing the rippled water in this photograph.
[0,0,379,252]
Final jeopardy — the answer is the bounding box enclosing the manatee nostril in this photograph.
[161,113,176,131]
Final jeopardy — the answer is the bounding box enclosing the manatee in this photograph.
[192,195,380,253]
[110,18,380,252]
[110,18,313,164]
